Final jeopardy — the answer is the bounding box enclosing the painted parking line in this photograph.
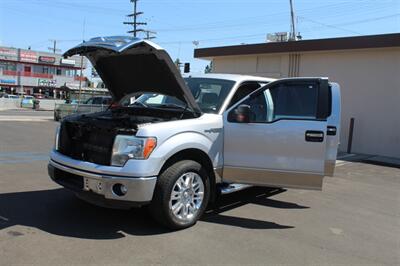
[0,116,52,122]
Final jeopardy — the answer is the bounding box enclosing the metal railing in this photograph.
[54,103,109,121]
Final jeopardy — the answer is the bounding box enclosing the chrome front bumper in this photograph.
[48,159,157,204]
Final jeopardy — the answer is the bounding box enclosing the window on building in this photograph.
[56,68,62,75]
[0,62,17,71]
[43,67,49,74]
[65,69,74,77]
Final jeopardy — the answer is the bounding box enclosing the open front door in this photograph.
[223,78,332,190]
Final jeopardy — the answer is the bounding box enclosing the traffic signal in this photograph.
[184,63,190,73]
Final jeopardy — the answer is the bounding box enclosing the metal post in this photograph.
[133,0,137,38]
[77,55,84,103]
[289,0,297,41]
[347,117,355,154]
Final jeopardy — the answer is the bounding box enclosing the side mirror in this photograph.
[230,104,251,123]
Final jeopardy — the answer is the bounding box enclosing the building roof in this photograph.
[194,33,400,58]
[183,73,275,83]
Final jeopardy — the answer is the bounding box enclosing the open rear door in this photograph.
[223,78,333,190]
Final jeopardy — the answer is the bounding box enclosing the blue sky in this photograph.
[0,0,399,75]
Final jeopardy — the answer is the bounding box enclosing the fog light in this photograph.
[112,183,128,197]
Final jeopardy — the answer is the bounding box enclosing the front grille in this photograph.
[58,121,115,165]
[53,167,84,191]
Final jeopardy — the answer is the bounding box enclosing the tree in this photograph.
[174,58,181,73]
[204,61,213,73]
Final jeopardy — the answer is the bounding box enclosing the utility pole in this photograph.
[48,39,61,54]
[289,0,297,41]
[124,0,147,37]
[78,18,86,103]
[144,30,157,40]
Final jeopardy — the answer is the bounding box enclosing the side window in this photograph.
[92,97,102,105]
[85,98,93,104]
[270,83,318,120]
[233,82,319,123]
[102,98,111,105]
[227,82,262,109]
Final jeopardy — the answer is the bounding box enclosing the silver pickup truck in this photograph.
[48,36,341,229]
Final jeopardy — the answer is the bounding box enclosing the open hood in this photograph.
[64,36,201,115]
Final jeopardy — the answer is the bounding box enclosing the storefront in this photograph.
[0,46,87,97]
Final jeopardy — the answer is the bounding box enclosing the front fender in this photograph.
[150,131,216,175]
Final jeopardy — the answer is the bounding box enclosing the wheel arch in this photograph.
[159,148,217,203]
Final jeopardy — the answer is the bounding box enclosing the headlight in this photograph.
[54,125,60,151]
[111,135,157,166]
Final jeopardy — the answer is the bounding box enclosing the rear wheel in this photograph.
[149,160,210,229]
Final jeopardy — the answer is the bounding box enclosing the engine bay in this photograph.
[58,106,194,165]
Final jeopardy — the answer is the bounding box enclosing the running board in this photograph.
[219,183,253,195]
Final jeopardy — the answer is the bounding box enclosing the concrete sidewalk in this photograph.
[338,152,400,168]
[0,110,53,122]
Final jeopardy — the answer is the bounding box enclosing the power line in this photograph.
[299,13,400,35]
[144,30,157,40]
[159,12,400,46]
[298,17,362,36]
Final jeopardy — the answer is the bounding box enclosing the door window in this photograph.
[85,98,93,104]
[227,82,262,109]
[92,97,103,105]
[270,83,318,120]
[231,82,319,123]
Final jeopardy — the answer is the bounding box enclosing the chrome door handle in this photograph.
[305,131,324,142]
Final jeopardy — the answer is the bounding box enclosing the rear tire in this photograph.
[149,160,210,230]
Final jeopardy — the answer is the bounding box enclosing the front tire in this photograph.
[149,160,210,230]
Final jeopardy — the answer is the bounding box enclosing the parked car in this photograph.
[84,96,112,105]
[34,94,45,99]
[69,99,84,104]
[20,95,35,108]
[2,94,19,99]
[48,36,341,229]
[54,96,111,121]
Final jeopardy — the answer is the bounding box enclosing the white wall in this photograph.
[211,47,400,158]
[299,48,400,158]
[0,98,21,110]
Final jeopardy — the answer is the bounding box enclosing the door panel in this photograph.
[223,78,330,190]
[324,83,341,176]
[223,120,327,189]
[223,167,323,190]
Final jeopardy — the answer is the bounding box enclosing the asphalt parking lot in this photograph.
[0,114,399,265]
